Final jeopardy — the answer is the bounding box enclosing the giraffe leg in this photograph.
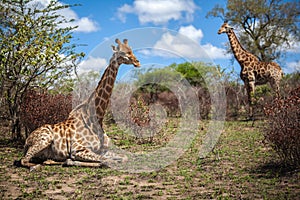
[20,127,53,171]
[64,159,106,168]
[102,133,111,150]
[43,160,65,165]
[270,79,281,98]
[246,81,255,120]
[64,146,127,168]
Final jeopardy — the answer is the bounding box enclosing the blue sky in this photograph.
[53,0,299,77]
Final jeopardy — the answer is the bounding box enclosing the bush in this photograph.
[20,89,72,136]
[264,87,300,166]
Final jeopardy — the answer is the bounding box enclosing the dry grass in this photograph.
[0,119,299,199]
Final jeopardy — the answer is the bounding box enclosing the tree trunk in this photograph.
[11,112,22,141]
[9,97,23,141]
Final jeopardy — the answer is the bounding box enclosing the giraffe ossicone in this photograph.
[218,22,283,119]
[16,39,140,171]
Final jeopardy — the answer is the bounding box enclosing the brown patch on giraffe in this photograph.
[82,130,89,137]
[100,101,107,110]
[75,134,81,140]
[69,124,75,131]
[60,142,66,150]
[53,127,59,133]
[95,97,100,106]
[54,134,59,140]
[62,138,66,145]
[76,140,83,147]
[92,141,99,147]
[111,60,117,66]
[107,77,114,86]
[106,84,113,90]
[102,91,109,100]
[77,126,84,133]
[97,90,104,98]
[81,141,89,147]
[98,107,105,113]
[86,136,94,142]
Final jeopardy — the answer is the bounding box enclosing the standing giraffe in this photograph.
[218,22,283,118]
[16,39,140,171]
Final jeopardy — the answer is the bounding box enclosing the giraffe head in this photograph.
[218,22,234,34]
[111,39,140,67]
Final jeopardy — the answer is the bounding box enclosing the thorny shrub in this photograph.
[264,87,300,166]
[20,90,72,136]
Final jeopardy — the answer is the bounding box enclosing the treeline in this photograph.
[2,61,299,166]
[121,62,300,120]
[2,61,300,136]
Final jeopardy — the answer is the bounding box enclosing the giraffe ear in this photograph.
[111,45,117,52]
[115,38,122,45]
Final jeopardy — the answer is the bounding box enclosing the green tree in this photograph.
[135,67,179,95]
[0,0,84,140]
[171,61,225,87]
[136,62,224,90]
[207,0,300,62]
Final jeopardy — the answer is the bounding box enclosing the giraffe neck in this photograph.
[93,55,120,126]
[226,29,258,67]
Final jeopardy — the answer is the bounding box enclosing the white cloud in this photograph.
[67,17,99,33]
[286,60,300,73]
[178,25,203,43]
[141,25,229,60]
[117,0,197,25]
[28,0,99,33]
[153,32,202,58]
[77,57,107,74]
[201,43,230,60]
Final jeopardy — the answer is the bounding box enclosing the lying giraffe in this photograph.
[15,39,140,171]
[218,22,283,119]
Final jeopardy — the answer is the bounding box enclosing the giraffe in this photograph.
[218,22,283,118]
[16,39,140,171]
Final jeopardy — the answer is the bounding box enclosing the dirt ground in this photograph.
[0,120,299,199]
